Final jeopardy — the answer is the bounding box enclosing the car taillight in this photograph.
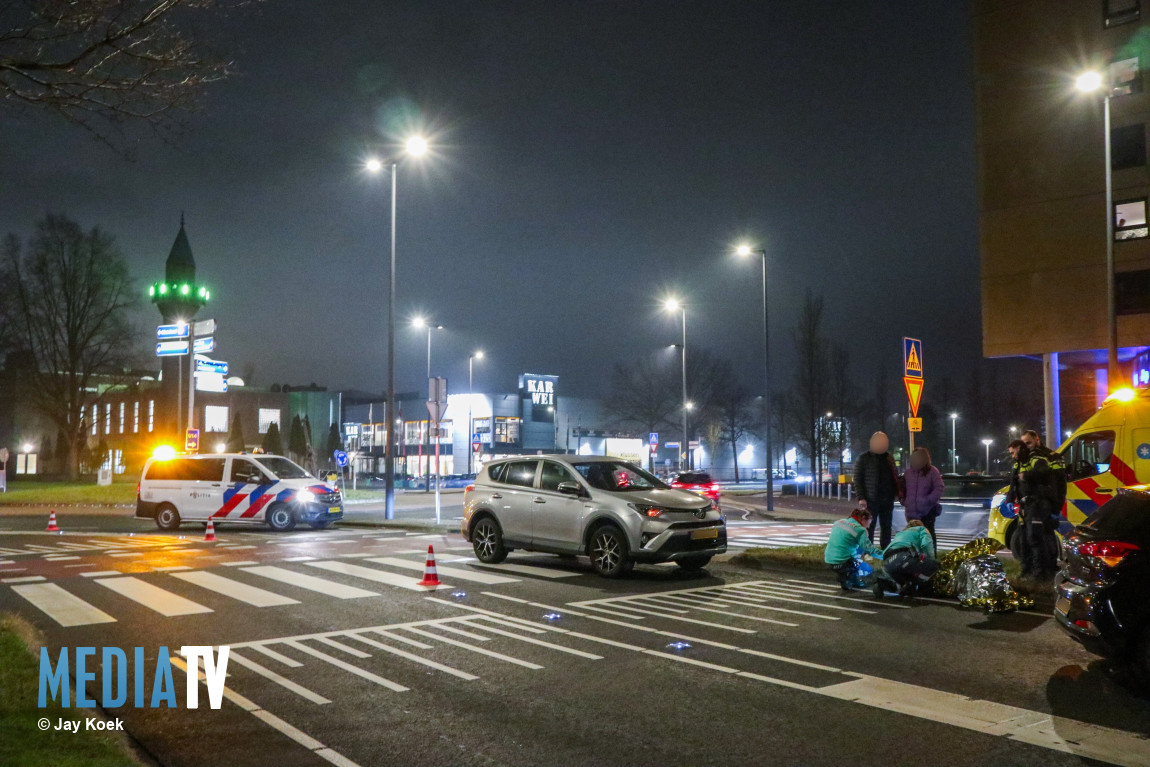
[1079,540,1140,567]
[136,483,140,496]
[708,483,721,492]
[671,482,684,488]
[464,484,474,493]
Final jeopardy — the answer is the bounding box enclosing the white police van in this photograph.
[135,453,343,532]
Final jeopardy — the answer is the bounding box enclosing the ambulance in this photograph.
[136,452,343,532]
[988,387,1150,549]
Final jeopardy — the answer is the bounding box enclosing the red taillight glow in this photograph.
[136,483,141,496]
[671,482,684,489]
[464,484,475,494]
[1079,540,1140,567]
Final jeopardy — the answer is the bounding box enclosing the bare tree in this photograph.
[0,0,257,146]
[788,291,829,478]
[0,214,140,478]
[712,378,759,483]
[602,356,678,470]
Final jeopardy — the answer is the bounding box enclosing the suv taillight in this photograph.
[1079,540,1140,568]
[464,484,474,493]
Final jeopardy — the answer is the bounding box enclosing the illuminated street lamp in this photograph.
[664,297,689,470]
[736,243,774,507]
[949,413,958,473]
[468,350,484,474]
[21,443,32,454]
[1075,71,1118,383]
[364,136,431,519]
[981,438,994,475]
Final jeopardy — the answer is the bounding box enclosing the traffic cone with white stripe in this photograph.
[418,545,441,587]
[46,510,59,532]
[204,517,218,542]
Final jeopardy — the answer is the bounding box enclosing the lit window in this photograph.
[133,401,140,433]
[1116,198,1149,240]
[118,402,125,433]
[258,408,281,434]
[91,404,98,435]
[104,403,111,434]
[405,421,425,445]
[1110,56,1142,96]
[1105,0,1140,28]
[494,417,521,444]
[148,400,154,432]
[204,405,229,433]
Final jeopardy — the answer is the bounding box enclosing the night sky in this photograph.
[1,0,981,401]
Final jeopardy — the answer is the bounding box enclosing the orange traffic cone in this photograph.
[418,545,441,587]
[46,510,59,532]
[204,517,217,542]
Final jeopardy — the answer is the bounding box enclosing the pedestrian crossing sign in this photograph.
[903,337,923,378]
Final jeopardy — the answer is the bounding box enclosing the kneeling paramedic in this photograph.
[877,519,939,597]
[824,507,885,590]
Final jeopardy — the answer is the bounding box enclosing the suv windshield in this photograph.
[574,461,667,492]
[254,456,312,479]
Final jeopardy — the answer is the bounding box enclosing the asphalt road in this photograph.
[2,513,1148,767]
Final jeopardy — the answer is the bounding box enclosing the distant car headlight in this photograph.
[991,492,1006,511]
[296,489,316,504]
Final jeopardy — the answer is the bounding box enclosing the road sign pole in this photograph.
[187,322,196,432]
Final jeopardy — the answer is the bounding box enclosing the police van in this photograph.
[136,453,343,532]
[989,387,1150,548]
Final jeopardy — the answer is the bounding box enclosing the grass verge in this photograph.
[0,481,137,506]
[0,615,144,767]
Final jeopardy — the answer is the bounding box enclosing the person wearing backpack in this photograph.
[853,431,903,548]
[901,447,945,552]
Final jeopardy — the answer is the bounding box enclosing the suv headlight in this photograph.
[628,502,664,518]
[991,492,1006,511]
[296,489,316,504]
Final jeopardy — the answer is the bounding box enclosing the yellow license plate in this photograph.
[691,528,719,540]
[1055,596,1071,615]
[329,506,341,514]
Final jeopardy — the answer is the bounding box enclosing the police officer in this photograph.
[1006,439,1060,579]
[1021,429,1067,513]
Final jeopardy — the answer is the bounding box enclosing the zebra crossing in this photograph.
[727,524,974,552]
[3,553,582,629]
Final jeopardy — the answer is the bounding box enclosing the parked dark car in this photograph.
[670,471,722,506]
[1055,488,1150,688]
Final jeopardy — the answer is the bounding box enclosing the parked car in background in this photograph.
[1055,488,1150,689]
[670,471,722,508]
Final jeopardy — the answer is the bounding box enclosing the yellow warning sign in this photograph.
[908,418,922,432]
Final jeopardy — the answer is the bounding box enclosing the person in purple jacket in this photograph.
[901,447,945,552]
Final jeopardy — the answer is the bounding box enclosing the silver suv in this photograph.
[461,455,726,578]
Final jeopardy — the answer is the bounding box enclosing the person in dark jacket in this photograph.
[853,431,903,548]
[1021,429,1067,515]
[1007,439,1060,579]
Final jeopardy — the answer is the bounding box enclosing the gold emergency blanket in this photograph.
[929,537,1036,613]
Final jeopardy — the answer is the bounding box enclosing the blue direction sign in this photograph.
[192,337,215,354]
[157,323,189,340]
[903,337,923,379]
[195,357,228,375]
[156,340,189,356]
[334,450,349,468]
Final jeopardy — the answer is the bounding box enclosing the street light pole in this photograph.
[738,244,774,510]
[680,308,688,470]
[949,413,958,473]
[1077,71,1118,384]
[412,317,442,494]
[982,438,993,475]
[365,136,429,521]
[468,351,483,475]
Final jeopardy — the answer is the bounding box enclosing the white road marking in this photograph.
[370,630,433,649]
[305,560,450,592]
[226,651,330,704]
[241,566,379,599]
[451,557,581,579]
[635,595,799,627]
[80,570,122,578]
[2,575,46,584]
[402,627,544,669]
[10,583,116,627]
[313,636,372,658]
[152,565,193,572]
[345,633,479,681]
[94,576,213,616]
[109,552,142,558]
[664,591,840,621]
[367,556,517,584]
[466,622,604,660]
[43,555,80,561]
[247,645,304,668]
[170,571,300,607]
[433,624,493,642]
[283,640,408,692]
[221,560,260,566]
[282,556,316,562]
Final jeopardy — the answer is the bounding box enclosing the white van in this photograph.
[135,453,343,532]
